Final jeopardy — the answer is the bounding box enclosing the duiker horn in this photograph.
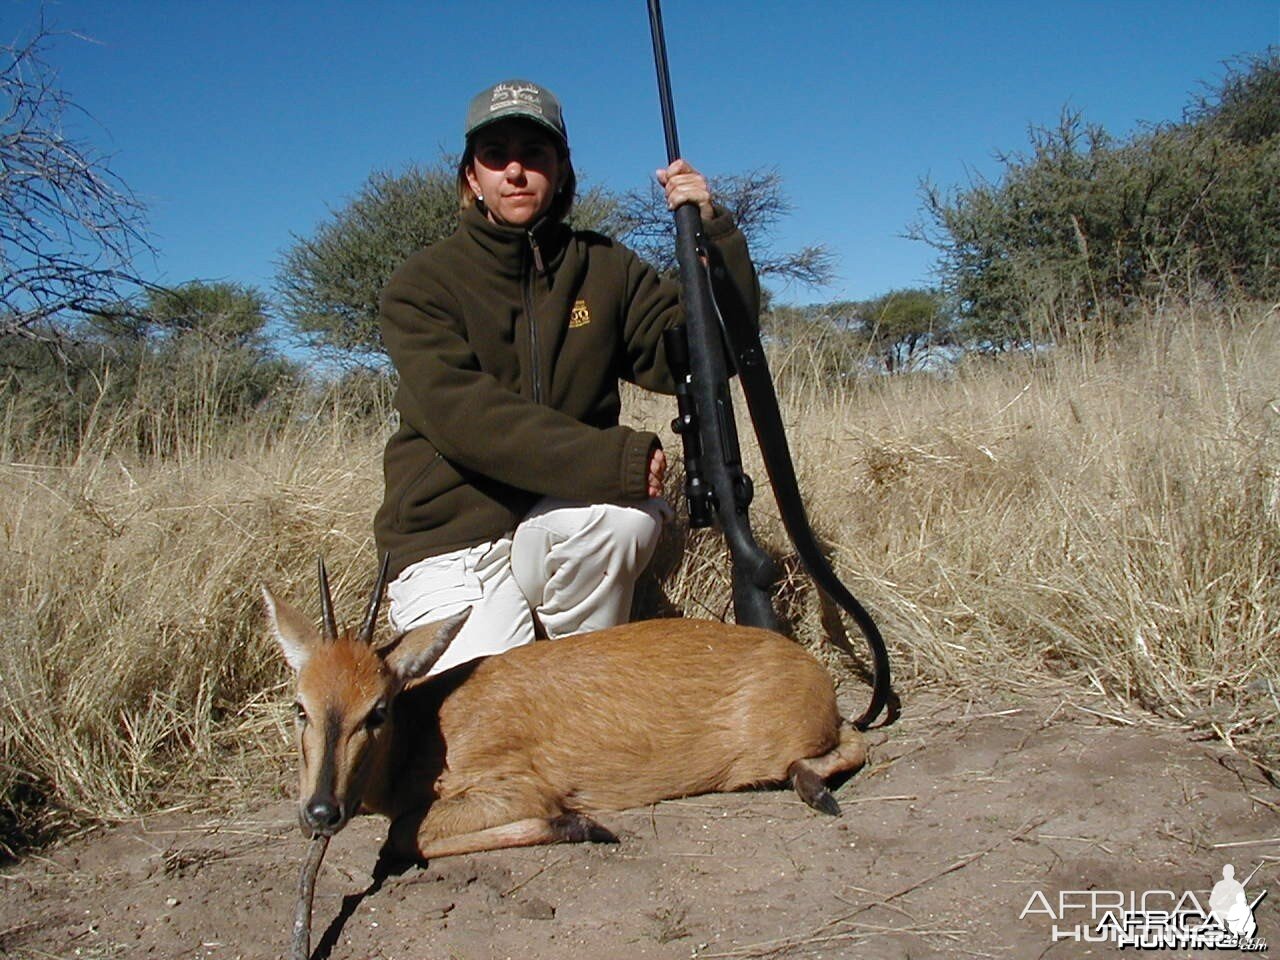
[316,557,337,642]
[357,553,391,645]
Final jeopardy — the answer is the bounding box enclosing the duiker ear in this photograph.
[262,585,321,673]
[380,608,472,682]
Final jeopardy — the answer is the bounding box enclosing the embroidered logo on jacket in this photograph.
[568,299,591,329]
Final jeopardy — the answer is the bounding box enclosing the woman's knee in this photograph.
[510,498,669,608]
[521,499,666,567]
[596,500,666,565]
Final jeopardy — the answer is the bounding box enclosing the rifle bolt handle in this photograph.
[671,414,695,434]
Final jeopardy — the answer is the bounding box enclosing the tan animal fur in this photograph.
[264,575,868,862]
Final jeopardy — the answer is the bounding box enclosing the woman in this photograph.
[374,79,759,675]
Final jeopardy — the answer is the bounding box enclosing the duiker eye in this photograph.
[366,704,388,730]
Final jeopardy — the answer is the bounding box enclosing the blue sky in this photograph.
[15,0,1279,310]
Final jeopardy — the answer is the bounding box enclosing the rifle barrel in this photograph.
[647,0,682,163]
[646,0,780,632]
[644,0,891,725]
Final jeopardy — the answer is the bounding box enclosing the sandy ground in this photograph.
[1,683,1275,960]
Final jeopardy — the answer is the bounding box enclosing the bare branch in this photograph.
[0,22,153,341]
[617,167,835,289]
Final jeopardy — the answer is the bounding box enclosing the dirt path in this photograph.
[2,684,1275,960]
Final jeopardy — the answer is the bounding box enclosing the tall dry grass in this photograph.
[760,300,1280,770]
[0,378,392,853]
[1,299,1276,855]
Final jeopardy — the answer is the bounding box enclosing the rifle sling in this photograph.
[704,255,892,729]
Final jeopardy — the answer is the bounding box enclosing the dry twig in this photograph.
[698,818,1046,958]
[290,834,329,960]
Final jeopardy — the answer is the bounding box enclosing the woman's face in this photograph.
[466,119,564,227]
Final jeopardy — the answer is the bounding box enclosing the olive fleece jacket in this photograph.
[374,203,759,580]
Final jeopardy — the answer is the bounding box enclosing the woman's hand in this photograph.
[656,159,714,221]
[647,446,667,499]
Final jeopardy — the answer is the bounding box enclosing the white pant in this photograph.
[387,497,672,676]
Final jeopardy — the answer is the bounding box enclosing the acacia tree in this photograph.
[277,164,459,361]
[144,281,276,349]
[913,49,1279,343]
[0,23,153,342]
[858,288,950,373]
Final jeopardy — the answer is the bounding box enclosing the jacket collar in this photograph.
[460,205,570,280]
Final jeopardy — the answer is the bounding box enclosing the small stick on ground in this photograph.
[502,853,569,897]
[290,834,329,960]
[697,817,1047,959]
[1213,836,1280,849]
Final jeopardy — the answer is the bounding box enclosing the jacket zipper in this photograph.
[524,231,544,404]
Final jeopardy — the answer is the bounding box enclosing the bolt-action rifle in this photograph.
[647,0,891,728]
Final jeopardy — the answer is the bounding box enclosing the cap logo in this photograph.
[466,79,565,143]
[489,82,544,117]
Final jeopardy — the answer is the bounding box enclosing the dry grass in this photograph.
[644,299,1280,773]
[1,299,1277,855]
[0,381,390,853]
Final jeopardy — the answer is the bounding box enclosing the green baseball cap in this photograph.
[465,79,568,147]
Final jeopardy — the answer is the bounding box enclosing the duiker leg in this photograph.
[788,725,869,816]
[387,788,617,861]
[419,812,618,859]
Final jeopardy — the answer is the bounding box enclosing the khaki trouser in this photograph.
[387,497,672,677]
